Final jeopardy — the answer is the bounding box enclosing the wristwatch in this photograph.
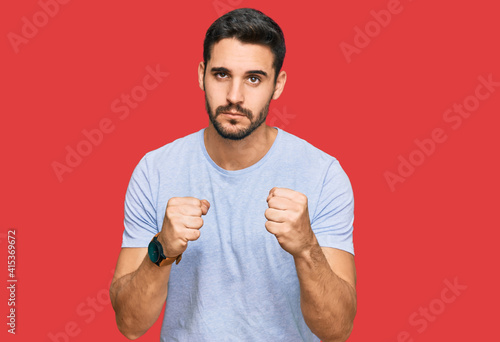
[148,233,182,266]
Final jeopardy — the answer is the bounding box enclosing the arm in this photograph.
[110,248,172,340]
[265,187,356,342]
[110,197,210,340]
[294,245,356,342]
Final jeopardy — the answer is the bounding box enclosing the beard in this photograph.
[205,95,271,141]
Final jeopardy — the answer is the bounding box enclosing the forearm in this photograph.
[110,255,171,340]
[294,243,357,342]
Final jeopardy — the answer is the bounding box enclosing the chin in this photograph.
[212,119,259,141]
[215,125,252,140]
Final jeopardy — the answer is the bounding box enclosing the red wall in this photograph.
[1,0,499,341]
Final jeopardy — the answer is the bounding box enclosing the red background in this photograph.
[1,0,499,341]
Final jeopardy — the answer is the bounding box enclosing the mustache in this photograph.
[215,104,253,119]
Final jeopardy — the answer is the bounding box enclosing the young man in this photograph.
[110,8,356,342]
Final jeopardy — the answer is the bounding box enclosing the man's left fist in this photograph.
[265,187,317,257]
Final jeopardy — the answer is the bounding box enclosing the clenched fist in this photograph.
[158,197,210,257]
[265,187,316,257]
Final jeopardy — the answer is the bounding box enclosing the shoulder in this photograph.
[135,129,203,170]
[145,129,202,161]
[128,129,203,184]
[277,129,353,197]
[276,129,341,174]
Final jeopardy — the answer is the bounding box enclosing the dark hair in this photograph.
[203,8,286,79]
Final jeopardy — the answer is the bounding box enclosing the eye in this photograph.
[215,72,228,79]
[248,76,261,84]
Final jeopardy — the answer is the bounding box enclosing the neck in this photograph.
[204,123,278,171]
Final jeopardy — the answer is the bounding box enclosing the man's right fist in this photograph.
[158,197,210,258]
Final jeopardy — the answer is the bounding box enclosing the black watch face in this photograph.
[148,241,159,263]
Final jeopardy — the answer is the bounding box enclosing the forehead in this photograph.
[209,38,274,74]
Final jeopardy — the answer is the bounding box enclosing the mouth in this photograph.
[220,111,247,118]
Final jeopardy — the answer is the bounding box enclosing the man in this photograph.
[110,8,356,342]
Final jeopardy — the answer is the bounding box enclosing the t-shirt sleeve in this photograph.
[121,155,158,247]
[310,159,355,255]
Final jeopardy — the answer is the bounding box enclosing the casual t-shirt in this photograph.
[122,127,354,341]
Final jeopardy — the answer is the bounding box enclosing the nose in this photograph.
[226,79,244,105]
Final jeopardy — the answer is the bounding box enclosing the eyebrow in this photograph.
[210,67,268,77]
[211,67,230,74]
[247,70,268,77]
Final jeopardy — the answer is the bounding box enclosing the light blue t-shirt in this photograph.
[122,127,354,341]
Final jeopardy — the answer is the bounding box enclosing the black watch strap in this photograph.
[148,233,182,267]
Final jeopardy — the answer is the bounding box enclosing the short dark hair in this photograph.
[203,8,286,79]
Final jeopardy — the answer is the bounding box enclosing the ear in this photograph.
[272,70,287,100]
[198,62,205,91]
